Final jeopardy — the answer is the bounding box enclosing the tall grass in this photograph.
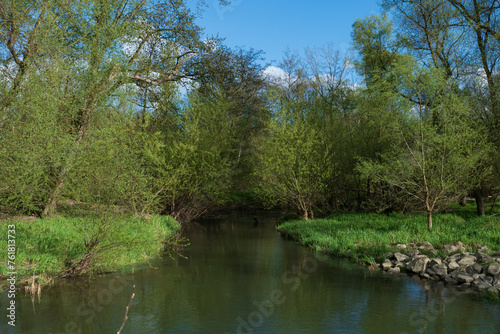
[0,215,180,283]
[277,211,500,265]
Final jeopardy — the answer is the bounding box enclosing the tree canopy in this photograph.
[1,0,498,229]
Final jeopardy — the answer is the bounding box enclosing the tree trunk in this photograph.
[474,188,485,216]
[42,170,68,216]
[42,93,95,216]
[427,211,432,231]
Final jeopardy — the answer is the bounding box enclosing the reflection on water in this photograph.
[1,211,499,334]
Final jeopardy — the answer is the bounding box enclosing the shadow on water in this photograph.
[1,210,499,334]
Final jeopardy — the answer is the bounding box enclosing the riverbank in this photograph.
[277,211,500,300]
[0,214,180,290]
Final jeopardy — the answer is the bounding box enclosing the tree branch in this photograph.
[129,51,207,85]
[117,284,136,334]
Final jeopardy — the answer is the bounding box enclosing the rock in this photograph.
[381,259,393,271]
[394,252,409,262]
[444,241,465,254]
[396,244,407,250]
[432,263,448,277]
[450,268,466,279]
[387,267,400,274]
[445,253,462,263]
[407,256,430,273]
[419,272,431,279]
[429,258,442,266]
[418,241,434,250]
[477,245,489,252]
[456,273,474,284]
[485,276,494,285]
[474,251,493,264]
[475,281,493,291]
[444,245,457,254]
[384,252,394,260]
[447,261,460,271]
[444,276,458,285]
[487,263,500,276]
[458,255,477,266]
[407,249,420,257]
[394,261,406,268]
[466,263,483,275]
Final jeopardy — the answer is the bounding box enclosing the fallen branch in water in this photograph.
[117,284,136,334]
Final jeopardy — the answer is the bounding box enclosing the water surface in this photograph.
[1,212,499,333]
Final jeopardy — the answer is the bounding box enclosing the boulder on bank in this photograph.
[456,273,474,284]
[394,252,409,262]
[377,241,500,298]
[487,263,500,276]
[458,255,477,266]
[474,251,493,264]
[381,259,393,271]
[418,241,434,250]
[387,267,400,274]
[443,241,465,254]
[407,256,430,274]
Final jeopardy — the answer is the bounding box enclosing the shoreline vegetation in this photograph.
[277,204,500,301]
[0,214,180,291]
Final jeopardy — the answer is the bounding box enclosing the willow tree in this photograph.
[142,93,237,221]
[0,0,227,216]
[254,85,334,220]
[357,56,490,230]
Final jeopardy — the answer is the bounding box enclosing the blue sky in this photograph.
[195,0,381,65]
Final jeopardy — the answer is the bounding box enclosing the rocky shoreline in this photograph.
[379,241,500,297]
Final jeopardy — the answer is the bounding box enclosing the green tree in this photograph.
[0,0,227,216]
[0,57,74,214]
[381,0,500,215]
[254,87,333,220]
[357,57,490,230]
[188,45,269,193]
[301,44,358,211]
[447,0,500,215]
[381,0,468,80]
[143,93,236,221]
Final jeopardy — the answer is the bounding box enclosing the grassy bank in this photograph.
[0,214,180,285]
[277,211,500,265]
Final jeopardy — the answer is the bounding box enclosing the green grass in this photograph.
[277,210,500,265]
[0,214,180,284]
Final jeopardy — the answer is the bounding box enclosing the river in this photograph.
[1,212,499,333]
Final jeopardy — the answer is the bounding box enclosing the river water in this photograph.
[1,212,499,334]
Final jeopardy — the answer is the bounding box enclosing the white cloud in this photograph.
[262,66,289,83]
